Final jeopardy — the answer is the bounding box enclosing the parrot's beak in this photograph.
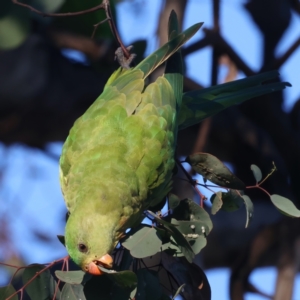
[86,254,113,275]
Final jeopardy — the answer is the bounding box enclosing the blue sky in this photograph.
[1,1,300,299]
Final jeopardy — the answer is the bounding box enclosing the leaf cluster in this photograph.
[2,154,300,300]
[1,196,212,300]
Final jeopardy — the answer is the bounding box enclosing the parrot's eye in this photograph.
[78,243,88,253]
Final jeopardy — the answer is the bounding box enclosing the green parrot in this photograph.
[59,12,290,275]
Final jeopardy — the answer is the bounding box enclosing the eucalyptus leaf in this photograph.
[146,211,195,263]
[104,269,137,289]
[172,199,213,233]
[186,152,245,189]
[97,270,138,300]
[55,270,90,284]
[250,164,262,182]
[171,219,209,236]
[0,285,18,300]
[122,225,162,258]
[222,190,244,212]
[270,194,300,217]
[210,191,223,214]
[242,195,254,228]
[161,240,184,257]
[136,269,162,300]
[0,0,30,50]
[187,235,207,255]
[168,193,181,210]
[57,235,65,247]
[83,275,113,300]
[22,264,51,300]
[115,248,133,272]
[161,252,211,300]
[61,283,86,300]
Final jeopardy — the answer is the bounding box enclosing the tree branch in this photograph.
[11,0,130,58]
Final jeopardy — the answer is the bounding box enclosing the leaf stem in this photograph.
[258,161,277,186]
[246,185,271,197]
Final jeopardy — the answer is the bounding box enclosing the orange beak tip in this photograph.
[86,254,114,276]
[87,261,103,276]
[99,254,113,269]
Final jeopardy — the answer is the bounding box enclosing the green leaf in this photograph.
[57,235,65,247]
[122,225,162,258]
[186,152,245,189]
[160,253,211,300]
[270,194,300,217]
[0,285,18,300]
[210,191,223,214]
[136,269,162,300]
[168,193,181,210]
[161,239,184,257]
[250,164,262,182]
[146,211,195,263]
[100,269,137,289]
[61,283,86,300]
[22,264,51,300]
[221,190,243,212]
[115,248,133,272]
[83,275,112,300]
[172,199,213,233]
[0,0,30,49]
[55,270,91,284]
[187,235,207,255]
[89,268,138,299]
[171,219,208,255]
[172,284,185,299]
[242,195,254,228]
[171,219,209,237]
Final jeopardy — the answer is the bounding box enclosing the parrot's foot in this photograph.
[115,46,136,69]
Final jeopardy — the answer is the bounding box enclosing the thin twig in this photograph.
[5,256,69,300]
[12,0,105,17]
[12,0,130,58]
[92,17,111,39]
[258,161,277,186]
[273,37,300,70]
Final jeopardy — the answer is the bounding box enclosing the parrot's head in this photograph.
[64,211,119,275]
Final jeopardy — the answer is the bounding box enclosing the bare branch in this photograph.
[11,0,130,58]
[273,36,300,69]
[12,0,105,17]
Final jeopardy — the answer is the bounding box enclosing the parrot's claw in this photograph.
[115,46,136,69]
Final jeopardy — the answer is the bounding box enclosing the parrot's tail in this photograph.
[178,71,291,130]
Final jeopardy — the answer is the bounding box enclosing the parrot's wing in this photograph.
[178,71,291,130]
[134,21,203,79]
[104,21,203,88]
[60,19,203,211]
[164,10,184,109]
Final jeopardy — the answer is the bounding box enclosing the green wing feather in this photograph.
[178,71,291,129]
[60,16,202,217]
